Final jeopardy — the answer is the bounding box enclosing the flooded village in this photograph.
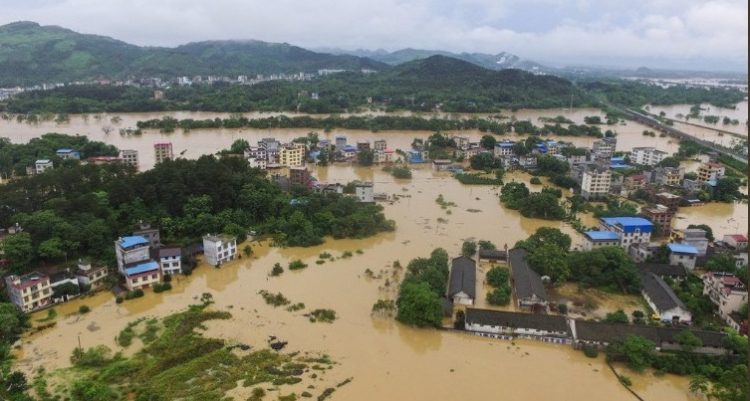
[0,103,747,401]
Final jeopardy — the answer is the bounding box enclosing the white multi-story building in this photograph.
[115,235,161,290]
[248,157,267,169]
[119,149,139,168]
[600,217,654,248]
[35,159,53,174]
[374,149,395,163]
[355,181,374,203]
[244,146,268,161]
[580,167,611,200]
[122,261,161,291]
[631,147,668,166]
[158,247,183,275]
[4,272,52,312]
[494,140,515,157]
[592,138,616,158]
[582,231,620,250]
[115,236,151,272]
[373,140,387,151]
[703,272,748,322]
[203,234,237,267]
[75,260,108,291]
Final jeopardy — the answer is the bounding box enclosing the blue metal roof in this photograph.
[584,231,620,241]
[601,217,654,233]
[36,159,51,163]
[610,163,632,169]
[125,260,159,276]
[343,145,357,151]
[119,235,149,249]
[610,157,626,164]
[56,148,74,153]
[667,243,698,255]
[496,141,515,148]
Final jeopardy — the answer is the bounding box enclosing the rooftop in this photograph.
[656,192,681,199]
[667,243,698,255]
[584,231,620,241]
[466,308,569,334]
[203,233,236,243]
[478,249,507,260]
[637,263,687,278]
[118,235,149,249]
[641,273,688,312]
[509,248,547,302]
[124,260,160,276]
[158,247,182,258]
[448,256,476,300]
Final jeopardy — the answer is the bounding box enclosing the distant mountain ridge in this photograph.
[0,21,387,86]
[320,47,549,73]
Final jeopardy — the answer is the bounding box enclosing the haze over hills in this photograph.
[0,21,387,86]
[0,21,746,88]
[319,47,549,73]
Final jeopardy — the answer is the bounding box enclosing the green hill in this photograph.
[3,55,586,113]
[0,21,387,86]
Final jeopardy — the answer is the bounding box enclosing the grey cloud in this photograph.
[0,0,746,71]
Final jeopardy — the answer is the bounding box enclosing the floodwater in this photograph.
[646,101,749,140]
[16,165,698,401]
[0,108,679,171]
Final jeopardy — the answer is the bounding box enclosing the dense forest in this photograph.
[0,136,394,274]
[580,79,747,108]
[2,56,586,113]
[0,21,385,86]
[4,71,745,116]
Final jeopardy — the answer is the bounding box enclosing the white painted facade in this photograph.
[202,234,238,266]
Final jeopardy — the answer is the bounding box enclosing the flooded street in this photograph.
[16,165,702,401]
[1,108,679,171]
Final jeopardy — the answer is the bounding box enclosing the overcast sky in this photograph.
[0,0,747,71]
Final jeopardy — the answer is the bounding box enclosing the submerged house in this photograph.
[465,308,570,343]
[509,248,548,312]
[447,256,476,305]
[641,273,692,324]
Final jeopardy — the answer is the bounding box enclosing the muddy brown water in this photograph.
[1,108,681,171]
[14,165,703,401]
[647,101,748,138]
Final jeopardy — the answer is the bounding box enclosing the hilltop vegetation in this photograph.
[0,21,384,86]
[3,56,586,113]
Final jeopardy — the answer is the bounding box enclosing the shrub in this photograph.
[153,282,172,293]
[289,260,308,270]
[583,345,598,358]
[486,267,509,287]
[308,309,337,323]
[486,287,511,306]
[115,296,124,304]
[271,263,284,276]
[78,305,91,314]
[530,177,542,185]
[125,289,145,300]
